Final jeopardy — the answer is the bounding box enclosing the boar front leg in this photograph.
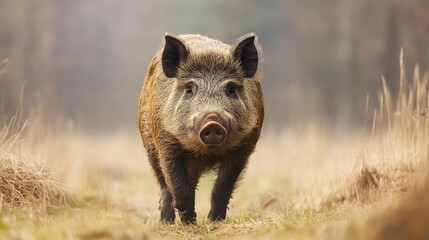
[159,188,175,223]
[159,146,196,224]
[208,155,248,222]
[145,144,176,223]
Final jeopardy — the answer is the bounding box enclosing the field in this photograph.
[0,55,429,239]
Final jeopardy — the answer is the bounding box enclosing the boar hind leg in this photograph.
[208,157,248,222]
[147,147,175,223]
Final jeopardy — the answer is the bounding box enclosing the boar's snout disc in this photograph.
[199,121,227,145]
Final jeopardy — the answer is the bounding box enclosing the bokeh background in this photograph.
[0,0,428,132]
[0,2,429,238]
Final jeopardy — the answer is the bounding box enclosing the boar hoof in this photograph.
[160,208,175,224]
[179,209,197,224]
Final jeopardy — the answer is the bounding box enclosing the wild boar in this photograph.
[138,33,264,224]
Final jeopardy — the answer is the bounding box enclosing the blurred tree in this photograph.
[0,0,427,131]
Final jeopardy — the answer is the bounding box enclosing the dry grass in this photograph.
[0,153,71,209]
[0,123,73,211]
[0,59,8,76]
[322,50,428,210]
[366,182,429,240]
[0,64,74,212]
[0,52,428,239]
[315,51,429,240]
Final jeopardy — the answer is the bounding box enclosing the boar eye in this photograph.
[226,83,238,98]
[184,83,196,98]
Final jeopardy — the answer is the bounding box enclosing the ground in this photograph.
[0,124,426,239]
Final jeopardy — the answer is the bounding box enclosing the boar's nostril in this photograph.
[199,121,227,145]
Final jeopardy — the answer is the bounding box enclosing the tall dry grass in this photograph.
[356,51,429,240]
[322,50,428,208]
[0,59,8,76]
[0,59,72,211]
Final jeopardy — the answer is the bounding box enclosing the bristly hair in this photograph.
[177,51,244,80]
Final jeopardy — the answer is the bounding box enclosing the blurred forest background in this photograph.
[0,0,428,132]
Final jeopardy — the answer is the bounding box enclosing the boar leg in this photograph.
[208,158,248,221]
[147,148,176,223]
[160,188,175,223]
[160,151,197,224]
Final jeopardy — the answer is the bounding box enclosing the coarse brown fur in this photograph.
[138,33,264,224]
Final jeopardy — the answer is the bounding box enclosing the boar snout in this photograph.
[200,121,227,145]
[197,113,229,145]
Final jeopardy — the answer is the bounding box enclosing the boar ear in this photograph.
[162,34,188,78]
[232,33,259,78]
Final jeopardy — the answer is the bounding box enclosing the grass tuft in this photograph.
[0,73,75,212]
[321,50,428,211]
